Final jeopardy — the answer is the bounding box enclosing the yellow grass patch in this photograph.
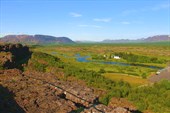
[103,73,149,86]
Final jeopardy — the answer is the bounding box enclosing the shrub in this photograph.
[98,68,106,73]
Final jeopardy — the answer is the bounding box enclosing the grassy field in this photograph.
[103,73,149,86]
[31,42,170,85]
[32,42,170,61]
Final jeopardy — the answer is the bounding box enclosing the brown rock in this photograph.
[108,97,137,111]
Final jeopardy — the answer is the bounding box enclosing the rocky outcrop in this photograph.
[0,52,13,69]
[82,104,134,113]
[0,69,77,113]
[0,69,99,112]
[0,44,138,112]
[0,43,31,60]
[0,84,25,113]
[81,97,137,113]
[24,71,98,108]
[0,69,138,113]
[0,44,31,69]
[108,97,137,111]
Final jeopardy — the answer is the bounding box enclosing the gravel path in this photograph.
[148,66,170,82]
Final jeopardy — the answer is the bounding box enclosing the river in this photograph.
[51,52,162,69]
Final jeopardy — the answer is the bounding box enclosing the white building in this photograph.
[156,71,161,75]
[114,56,121,59]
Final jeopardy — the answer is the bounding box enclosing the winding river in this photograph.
[51,52,162,69]
[75,54,162,69]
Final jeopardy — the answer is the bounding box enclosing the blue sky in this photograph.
[0,0,169,41]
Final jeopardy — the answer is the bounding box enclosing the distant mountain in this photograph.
[102,35,170,43]
[0,35,75,44]
[143,35,170,42]
[102,39,136,43]
[75,40,98,43]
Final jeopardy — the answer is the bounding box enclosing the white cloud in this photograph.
[78,24,102,28]
[121,21,130,25]
[70,12,82,17]
[93,18,112,22]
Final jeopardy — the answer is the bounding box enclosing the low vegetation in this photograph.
[114,52,166,63]
[32,43,169,78]
[104,73,148,86]
[26,52,131,98]
[25,50,170,112]
[128,80,170,112]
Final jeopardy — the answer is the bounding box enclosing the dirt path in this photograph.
[148,66,170,82]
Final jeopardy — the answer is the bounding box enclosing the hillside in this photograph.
[1,43,170,112]
[102,35,170,43]
[0,35,75,44]
[144,35,170,42]
[102,39,135,43]
[0,44,136,113]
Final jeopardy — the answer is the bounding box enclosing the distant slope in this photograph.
[0,34,75,44]
[75,40,98,43]
[102,39,135,43]
[102,35,170,43]
[144,35,170,42]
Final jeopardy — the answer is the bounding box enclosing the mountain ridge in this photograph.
[102,35,170,43]
[1,34,169,44]
[0,34,75,44]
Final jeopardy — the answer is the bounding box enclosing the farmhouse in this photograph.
[156,71,161,75]
[114,56,121,59]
